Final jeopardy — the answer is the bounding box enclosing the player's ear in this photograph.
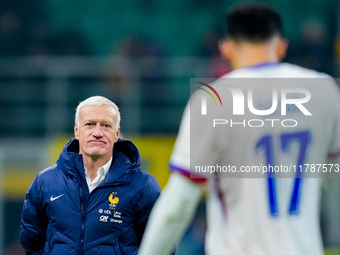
[277,38,288,61]
[74,123,79,140]
[219,39,233,61]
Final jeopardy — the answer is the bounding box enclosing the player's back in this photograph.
[201,63,340,255]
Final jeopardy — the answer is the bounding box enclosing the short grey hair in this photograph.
[75,96,121,129]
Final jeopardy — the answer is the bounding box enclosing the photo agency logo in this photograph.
[196,81,312,128]
[197,82,223,115]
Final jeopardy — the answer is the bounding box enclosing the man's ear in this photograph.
[74,124,79,140]
[277,38,288,61]
[115,127,121,143]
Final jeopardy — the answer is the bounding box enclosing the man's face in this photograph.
[74,105,120,161]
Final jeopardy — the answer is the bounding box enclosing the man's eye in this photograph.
[103,124,111,128]
[85,123,94,126]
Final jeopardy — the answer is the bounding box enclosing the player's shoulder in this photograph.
[220,62,330,78]
[276,63,330,78]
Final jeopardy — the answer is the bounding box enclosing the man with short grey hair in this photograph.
[21,95,161,255]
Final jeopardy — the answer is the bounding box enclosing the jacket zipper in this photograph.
[79,185,86,253]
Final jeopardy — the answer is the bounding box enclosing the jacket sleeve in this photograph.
[20,174,48,255]
[134,174,161,244]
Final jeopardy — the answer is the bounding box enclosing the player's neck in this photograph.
[229,39,282,70]
[232,46,279,70]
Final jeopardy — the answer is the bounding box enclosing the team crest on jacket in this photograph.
[109,192,119,208]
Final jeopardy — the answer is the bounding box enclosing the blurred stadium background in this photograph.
[1,0,340,254]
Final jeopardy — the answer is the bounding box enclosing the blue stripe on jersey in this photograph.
[244,62,281,69]
[169,163,207,184]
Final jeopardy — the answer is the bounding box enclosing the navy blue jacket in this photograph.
[20,138,161,255]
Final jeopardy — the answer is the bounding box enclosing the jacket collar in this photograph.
[57,138,141,185]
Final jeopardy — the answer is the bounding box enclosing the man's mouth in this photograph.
[89,140,106,145]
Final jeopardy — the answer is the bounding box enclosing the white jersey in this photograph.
[170,63,340,255]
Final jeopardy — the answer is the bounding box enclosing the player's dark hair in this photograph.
[226,2,283,43]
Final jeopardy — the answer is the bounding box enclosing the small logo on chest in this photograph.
[50,194,64,201]
[100,215,109,222]
[108,192,119,208]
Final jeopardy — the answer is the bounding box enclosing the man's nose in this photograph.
[93,123,103,137]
